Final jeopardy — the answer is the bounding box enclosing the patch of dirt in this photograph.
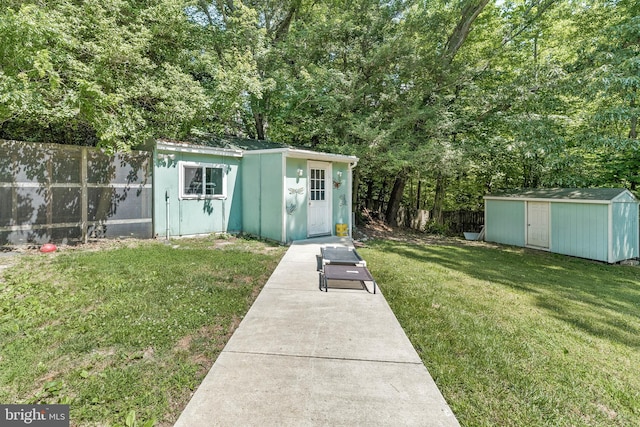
[174,335,193,352]
[0,254,19,277]
[0,235,243,265]
[596,403,618,420]
[1,238,149,265]
[353,218,499,249]
[173,315,242,362]
[0,246,30,275]
[64,238,150,252]
[163,316,246,426]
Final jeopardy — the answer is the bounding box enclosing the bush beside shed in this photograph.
[484,188,639,263]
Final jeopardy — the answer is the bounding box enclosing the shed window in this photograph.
[310,168,326,201]
[180,162,226,199]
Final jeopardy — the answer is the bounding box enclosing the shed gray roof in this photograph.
[155,135,357,157]
[156,135,289,151]
[194,135,290,151]
[485,188,635,201]
[155,136,358,164]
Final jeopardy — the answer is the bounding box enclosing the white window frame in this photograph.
[179,161,227,200]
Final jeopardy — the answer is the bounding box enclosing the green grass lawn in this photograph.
[0,236,286,427]
[360,240,640,427]
[3,235,639,426]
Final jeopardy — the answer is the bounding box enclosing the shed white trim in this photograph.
[608,203,614,263]
[348,163,354,238]
[157,140,243,157]
[158,140,358,165]
[281,154,287,244]
[484,196,612,205]
[246,147,358,165]
[484,189,636,204]
[611,190,637,202]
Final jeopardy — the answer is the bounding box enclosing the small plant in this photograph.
[28,380,70,404]
[423,220,449,235]
[239,232,260,241]
[113,410,156,427]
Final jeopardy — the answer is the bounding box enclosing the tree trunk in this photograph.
[385,173,407,226]
[248,92,268,140]
[443,0,491,66]
[630,89,637,139]
[365,179,374,210]
[272,0,302,43]
[352,167,360,221]
[253,111,266,140]
[416,179,422,211]
[376,178,387,215]
[432,172,447,225]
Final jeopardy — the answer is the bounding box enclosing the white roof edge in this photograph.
[156,140,359,163]
[241,148,289,156]
[245,147,358,163]
[613,189,638,202]
[483,196,612,204]
[157,140,243,157]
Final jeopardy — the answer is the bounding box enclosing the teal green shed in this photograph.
[153,140,244,238]
[484,188,639,263]
[153,139,358,244]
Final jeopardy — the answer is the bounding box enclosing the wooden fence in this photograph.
[396,207,484,234]
[0,140,152,245]
[442,210,485,233]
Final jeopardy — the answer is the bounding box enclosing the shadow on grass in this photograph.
[365,240,640,348]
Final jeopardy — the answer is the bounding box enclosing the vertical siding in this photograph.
[178,199,224,235]
[284,160,351,242]
[154,152,242,236]
[551,203,608,262]
[227,162,243,233]
[285,158,308,242]
[612,202,639,262]
[241,155,261,236]
[259,153,284,242]
[154,151,241,237]
[332,163,350,230]
[153,152,176,237]
[485,200,525,246]
[242,152,284,242]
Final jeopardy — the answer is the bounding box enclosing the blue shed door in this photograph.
[527,202,549,248]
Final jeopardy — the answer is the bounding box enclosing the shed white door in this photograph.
[527,201,550,248]
[308,161,331,236]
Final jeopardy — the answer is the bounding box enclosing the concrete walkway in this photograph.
[174,237,459,426]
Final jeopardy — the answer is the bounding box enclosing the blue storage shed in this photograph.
[484,188,639,263]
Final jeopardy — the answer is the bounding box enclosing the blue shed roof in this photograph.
[485,188,637,202]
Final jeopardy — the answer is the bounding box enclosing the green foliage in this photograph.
[423,220,451,235]
[1,0,638,211]
[115,410,156,427]
[569,0,640,189]
[0,1,209,149]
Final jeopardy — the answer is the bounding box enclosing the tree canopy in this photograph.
[1,0,637,225]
